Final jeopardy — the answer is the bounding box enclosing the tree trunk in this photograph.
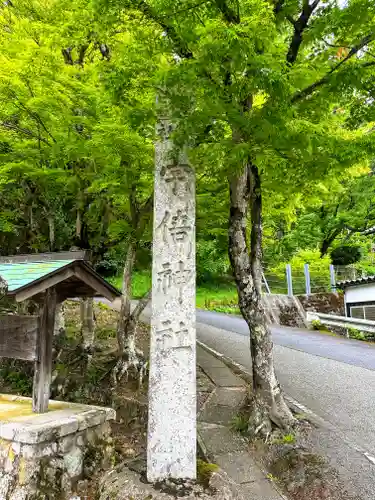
[320,229,341,257]
[228,162,294,434]
[54,302,66,337]
[117,240,136,354]
[112,239,151,384]
[48,215,55,251]
[80,297,95,351]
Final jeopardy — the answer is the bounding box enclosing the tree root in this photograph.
[111,346,147,387]
[247,393,296,439]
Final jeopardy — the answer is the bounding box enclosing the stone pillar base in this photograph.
[0,394,115,499]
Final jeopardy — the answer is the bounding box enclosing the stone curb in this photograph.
[197,340,252,384]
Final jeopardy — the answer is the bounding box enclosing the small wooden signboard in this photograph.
[0,315,38,362]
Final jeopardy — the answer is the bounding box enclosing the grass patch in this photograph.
[231,413,249,434]
[272,433,296,445]
[109,273,241,314]
[109,271,152,299]
[196,282,238,312]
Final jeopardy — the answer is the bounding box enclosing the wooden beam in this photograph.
[15,268,74,302]
[0,251,90,263]
[32,287,57,413]
[74,265,118,301]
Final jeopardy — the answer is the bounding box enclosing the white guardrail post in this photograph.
[286,264,293,296]
[306,311,375,333]
[304,263,311,295]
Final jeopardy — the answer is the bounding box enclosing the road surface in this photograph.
[197,309,375,371]
[194,309,375,500]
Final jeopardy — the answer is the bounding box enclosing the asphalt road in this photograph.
[196,309,375,371]
[194,309,375,500]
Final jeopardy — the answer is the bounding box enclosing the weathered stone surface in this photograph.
[214,451,264,484]
[0,398,115,499]
[9,486,28,500]
[99,464,240,499]
[147,118,196,481]
[197,424,246,455]
[64,447,83,478]
[21,442,57,459]
[262,294,307,327]
[18,457,38,486]
[0,472,12,498]
[77,409,107,431]
[298,292,344,316]
[59,434,76,454]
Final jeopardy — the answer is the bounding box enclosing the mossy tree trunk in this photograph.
[228,162,295,435]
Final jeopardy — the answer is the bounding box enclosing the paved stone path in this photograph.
[197,345,284,500]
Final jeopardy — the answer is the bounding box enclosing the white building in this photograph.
[339,277,375,320]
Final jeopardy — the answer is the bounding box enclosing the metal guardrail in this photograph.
[306,312,375,333]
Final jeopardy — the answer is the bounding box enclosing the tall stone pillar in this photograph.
[147,117,196,481]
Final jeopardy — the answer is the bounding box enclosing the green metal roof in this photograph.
[0,260,74,292]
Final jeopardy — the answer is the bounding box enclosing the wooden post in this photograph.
[33,287,57,413]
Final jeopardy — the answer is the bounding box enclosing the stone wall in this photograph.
[262,294,307,328]
[0,398,115,499]
[297,292,344,316]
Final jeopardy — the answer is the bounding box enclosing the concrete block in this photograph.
[77,409,106,431]
[198,423,245,455]
[215,451,264,484]
[200,366,245,387]
[240,479,283,500]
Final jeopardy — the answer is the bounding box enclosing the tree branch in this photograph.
[131,288,151,321]
[136,0,193,59]
[249,162,263,296]
[273,0,285,16]
[292,31,375,102]
[135,193,154,239]
[286,0,320,65]
[0,122,51,145]
[10,94,57,143]
[213,0,240,23]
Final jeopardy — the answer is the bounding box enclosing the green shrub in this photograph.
[311,319,323,330]
[347,328,367,341]
[96,326,116,340]
[331,245,362,266]
[0,366,33,395]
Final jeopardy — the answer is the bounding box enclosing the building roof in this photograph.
[0,260,74,292]
[0,252,121,302]
[337,275,375,289]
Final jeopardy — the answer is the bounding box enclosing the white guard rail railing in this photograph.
[306,312,375,333]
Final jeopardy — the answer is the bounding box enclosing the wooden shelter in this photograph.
[0,251,121,413]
